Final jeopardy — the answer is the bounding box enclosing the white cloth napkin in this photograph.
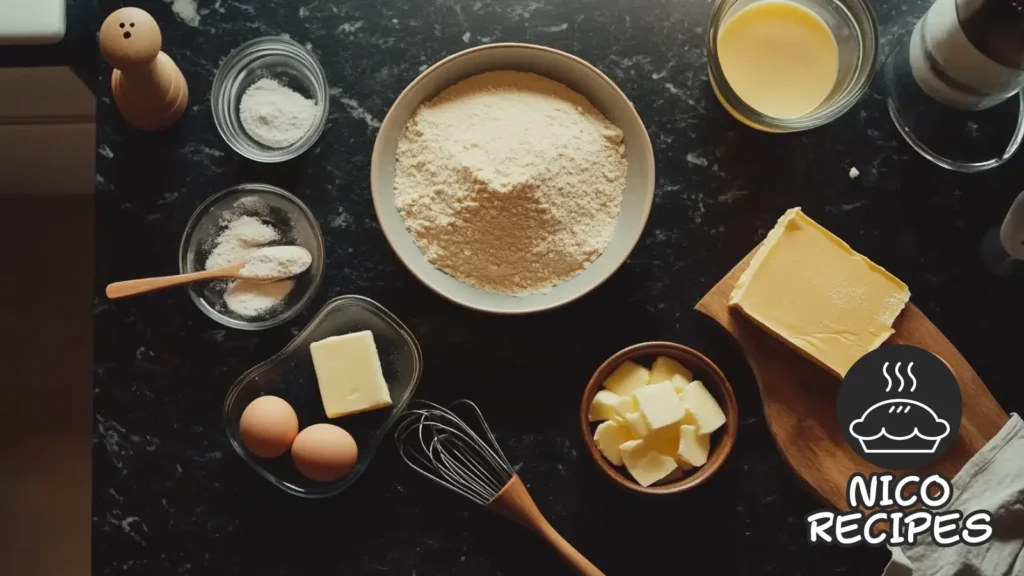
[884,413,1024,576]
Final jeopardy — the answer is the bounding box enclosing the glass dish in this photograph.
[706,0,878,132]
[223,296,423,498]
[179,183,325,330]
[211,36,329,162]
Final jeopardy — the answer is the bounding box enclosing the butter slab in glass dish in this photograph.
[223,296,423,497]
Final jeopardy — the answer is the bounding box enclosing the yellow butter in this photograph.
[660,465,685,483]
[633,380,685,430]
[729,208,910,377]
[623,411,651,438]
[620,439,680,487]
[649,356,693,387]
[309,331,393,418]
[588,390,622,422]
[645,425,681,455]
[593,420,634,466]
[679,380,727,435]
[670,374,689,395]
[612,394,637,420]
[602,360,650,396]
[677,424,710,467]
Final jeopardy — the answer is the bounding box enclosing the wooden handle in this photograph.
[489,476,604,576]
[105,265,239,299]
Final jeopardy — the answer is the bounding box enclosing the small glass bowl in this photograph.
[179,183,325,330]
[223,296,424,498]
[211,36,329,162]
[707,0,878,132]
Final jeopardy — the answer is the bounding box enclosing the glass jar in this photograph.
[707,0,879,132]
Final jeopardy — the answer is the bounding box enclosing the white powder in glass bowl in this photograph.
[239,78,320,148]
[203,200,304,318]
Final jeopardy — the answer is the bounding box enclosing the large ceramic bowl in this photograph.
[370,43,656,314]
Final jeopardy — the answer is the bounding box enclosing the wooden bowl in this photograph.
[580,342,739,495]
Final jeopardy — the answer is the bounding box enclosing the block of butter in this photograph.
[309,331,393,418]
[729,208,910,377]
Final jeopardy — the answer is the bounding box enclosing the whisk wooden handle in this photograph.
[489,476,604,576]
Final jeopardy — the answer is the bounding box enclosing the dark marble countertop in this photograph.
[93,0,1024,574]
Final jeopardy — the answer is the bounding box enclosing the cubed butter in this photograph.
[588,390,622,422]
[645,425,681,455]
[620,439,680,487]
[679,380,726,435]
[650,356,693,387]
[593,420,634,466]
[624,411,650,438]
[729,208,910,377]
[677,424,710,467]
[633,380,685,430]
[670,374,689,394]
[612,394,637,420]
[309,331,393,418]
[660,465,685,483]
[602,360,650,396]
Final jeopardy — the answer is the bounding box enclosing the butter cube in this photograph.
[588,390,622,422]
[602,360,650,396]
[679,380,726,435]
[633,381,685,430]
[624,411,650,438]
[593,420,633,466]
[670,374,689,394]
[645,425,681,456]
[650,356,693,387]
[620,439,680,487]
[309,331,392,418]
[677,424,711,467]
[660,465,685,483]
[612,395,638,420]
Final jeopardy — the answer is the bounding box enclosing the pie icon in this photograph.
[838,346,962,469]
[848,398,951,454]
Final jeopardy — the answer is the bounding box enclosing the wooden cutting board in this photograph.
[696,250,1008,511]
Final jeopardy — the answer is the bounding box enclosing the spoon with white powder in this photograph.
[105,246,312,299]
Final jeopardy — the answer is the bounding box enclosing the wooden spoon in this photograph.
[105,263,245,299]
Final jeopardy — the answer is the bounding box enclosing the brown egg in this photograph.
[291,423,358,482]
[238,396,299,458]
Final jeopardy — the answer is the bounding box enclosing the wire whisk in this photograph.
[396,400,604,576]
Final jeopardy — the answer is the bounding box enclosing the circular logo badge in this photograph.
[837,344,962,470]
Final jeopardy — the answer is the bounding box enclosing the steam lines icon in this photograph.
[849,361,951,454]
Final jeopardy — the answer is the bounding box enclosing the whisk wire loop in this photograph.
[396,400,515,506]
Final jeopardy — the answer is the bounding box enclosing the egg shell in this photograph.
[238,395,299,458]
[291,423,358,482]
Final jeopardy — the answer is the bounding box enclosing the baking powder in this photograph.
[205,215,279,270]
[394,71,628,295]
[224,279,296,318]
[239,246,312,281]
[205,199,297,317]
[239,78,320,148]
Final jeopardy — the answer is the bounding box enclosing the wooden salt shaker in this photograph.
[100,8,188,131]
